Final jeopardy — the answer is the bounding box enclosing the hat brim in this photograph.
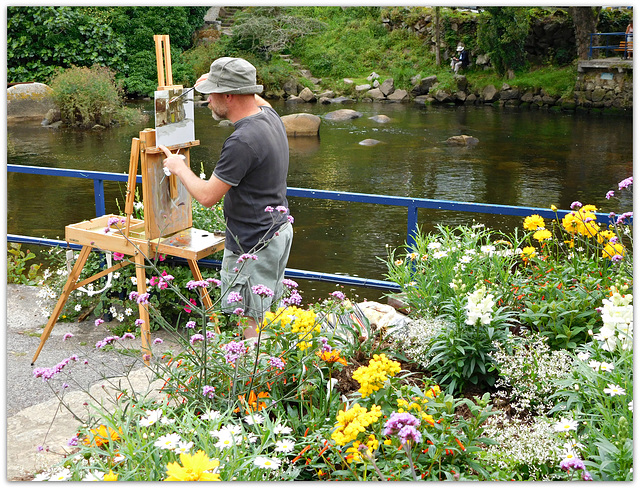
[195,80,263,95]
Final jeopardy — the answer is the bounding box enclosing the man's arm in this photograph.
[159,145,231,208]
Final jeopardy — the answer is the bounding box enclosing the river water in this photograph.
[7,100,633,302]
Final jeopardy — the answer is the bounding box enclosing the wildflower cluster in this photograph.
[331,403,383,446]
[352,353,401,397]
[262,306,319,350]
[464,285,495,326]
[594,286,633,351]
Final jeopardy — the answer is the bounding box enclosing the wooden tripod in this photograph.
[31,35,224,365]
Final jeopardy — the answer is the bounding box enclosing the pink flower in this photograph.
[113,252,125,261]
[184,298,197,313]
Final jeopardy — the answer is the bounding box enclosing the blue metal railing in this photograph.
[588,32,632,59]
[7,164,620,291]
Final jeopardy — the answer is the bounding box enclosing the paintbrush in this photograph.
[168,86,195,104]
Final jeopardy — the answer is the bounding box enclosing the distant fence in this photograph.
[7,164,619,292]
[588,31,632,59]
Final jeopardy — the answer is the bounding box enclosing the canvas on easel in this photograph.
[31,35,224,366]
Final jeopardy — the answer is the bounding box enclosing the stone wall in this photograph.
[574,60,633,110]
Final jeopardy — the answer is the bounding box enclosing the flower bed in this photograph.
[30,177,632,481]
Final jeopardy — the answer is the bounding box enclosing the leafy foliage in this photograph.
[476,7,532,75]
[7,6,126,84]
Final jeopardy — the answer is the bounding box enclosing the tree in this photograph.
[569,7,602,60]
[476,7,531,76]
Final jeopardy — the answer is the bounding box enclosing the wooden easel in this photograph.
[31,35,224,365]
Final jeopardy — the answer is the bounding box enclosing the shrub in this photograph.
[49,65,145,127]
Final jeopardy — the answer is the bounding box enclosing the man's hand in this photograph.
[159,145,187,177]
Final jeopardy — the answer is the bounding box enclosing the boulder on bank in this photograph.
[8,83,57,121]
[411,75,438,96]
[281,113,321,137]
[323,108,362,121]
[298,87,316,102]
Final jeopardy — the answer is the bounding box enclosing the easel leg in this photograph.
[134,251,152,365]
[187,259,220,334]
[32,246,92,364]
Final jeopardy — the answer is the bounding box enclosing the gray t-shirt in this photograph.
[213,106,289,254]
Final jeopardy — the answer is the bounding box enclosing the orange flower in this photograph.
[82,425,122,447]
[235,390,270,414]
[316,349,348,366]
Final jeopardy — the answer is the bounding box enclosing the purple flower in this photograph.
[135,319,145,327]
[95,318,105,327]
[137,293,150,305]
[282,279,298,289]
[612,254,623,262]
[570,201,582,210]
[67,436,79,447]
[582,471,593,481]
[129,291,139,301]
[207,278,222,287]
[153,338,163,345]
[618,176,633,190]
[264,206,274,213]
[283,290,302,306]
[287,215,294,224]
[33,355,79,381]
[605,190,615,200]
[185,320,196,329]
[206,331,215,339]
[383,412,421,437]
[251,284,274,298]
[319,336,332,353]
[227,292,243,304]
[96,336,119,349]
[63,333,74,341]
[269,356,285,369]
[186,280,208,290]
[236,253,258,264]
[331,290,346,301]
[202,385,215,399]
[276,205,288,213]
[616,211,633,224]
[233,308,245,316]
[122,332,135,340]
[398,425,422,445]
[223,340,247,364]
[190,334,204,346]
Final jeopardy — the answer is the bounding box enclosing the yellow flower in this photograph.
[165,450,221,481]
[533,229,552,242]
[602,242,625,259]
[551,205,558,212]
[597,229,616,245]
[394,259,403,266]
[407,252,419,261]
[562,207,600,237]
[103,470,118,481]
[352,354,401,397]
[521,246,537,260]
[523,214,545,231]
[332,404,382,446]
[345,435,379,464]
[262,306,319,350]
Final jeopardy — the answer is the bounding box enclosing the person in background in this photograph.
[624,20,633,59]
[160,57,293,339]
[451,45,470,74]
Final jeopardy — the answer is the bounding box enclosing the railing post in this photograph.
[406,203,419,249]
[93,179,106,217]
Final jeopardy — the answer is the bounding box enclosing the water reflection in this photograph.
[7,101,633,302]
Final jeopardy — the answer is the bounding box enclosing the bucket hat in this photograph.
[456,45,464,52]
[195,57,263,95]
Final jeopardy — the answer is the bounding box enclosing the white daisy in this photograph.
[75,304,82,312]
[274,439,295,453]
[254,456,281,470]
[81,471,105,481]
[273,423,293,435]
[553,418,578,432]
[160,416,175,425]
[154,433,181,450]
[427,241,442,250]
[48,468,72,481]
[459,255,472,263]
[244,413,265,425]
[214,435,236,450]
[174,441,194,455]
[433,250,447,259]
[603,384,626,396]
[201,409,222,421]
[124,308,133,316]
[576,351,590,361]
